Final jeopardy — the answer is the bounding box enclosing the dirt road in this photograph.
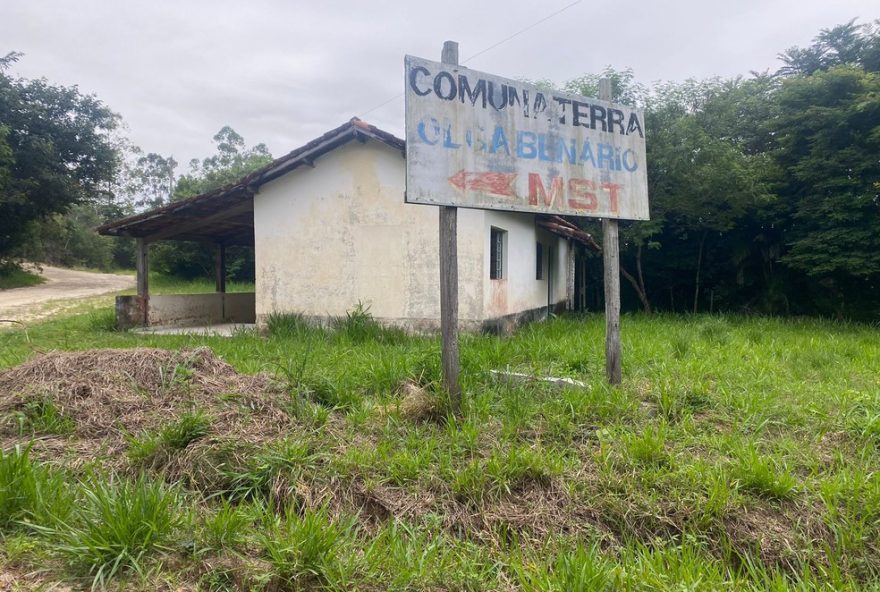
[0,265,134,324]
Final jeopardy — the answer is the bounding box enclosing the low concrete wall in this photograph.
[115,293,256,329]
[148,294,223,326]
[223,293,257,323]
[116,296,147,330]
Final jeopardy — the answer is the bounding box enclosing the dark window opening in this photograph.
[490,227,506,279]
[536,242,544,280]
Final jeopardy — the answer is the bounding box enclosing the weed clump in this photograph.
[128,410,212,467]
[260,506,355,590]
[0,444,72,530]
[733,447,798,500]
[331,301,408,345]
[266,311,316,339]
[9,397,75,436]
[38,474,181,588]
[514,544,615,591]
[216,438,319,507]
[623,423,669,467]
[450,445,560,503]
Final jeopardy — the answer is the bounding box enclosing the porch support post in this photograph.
[135,237,149,325]
[215,243,227,293]
[136,237,149,298]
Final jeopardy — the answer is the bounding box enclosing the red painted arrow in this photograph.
[448,171,517,198]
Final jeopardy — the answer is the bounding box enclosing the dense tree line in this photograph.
[576,20,880,320]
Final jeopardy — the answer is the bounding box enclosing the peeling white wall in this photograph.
[254,139,484,327]
[482,211,570,320]
[253,138,571,329]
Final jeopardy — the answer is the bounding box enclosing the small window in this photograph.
[536,242,544,280]
[490,227,506,279]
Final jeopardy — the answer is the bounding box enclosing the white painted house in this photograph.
[100,119,596,332]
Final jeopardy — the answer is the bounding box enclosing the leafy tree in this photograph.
[174,126,271,199]
[14,203,119,269]
[563,66,648,108]
[127,151,177,208]
[771,66,880,317]
[0,52,120,260]
[778,19,880,75]
[566,68,659,312]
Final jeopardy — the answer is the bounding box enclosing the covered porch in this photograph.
[97,183,257,330]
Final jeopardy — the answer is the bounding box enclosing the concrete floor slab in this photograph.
[134,323,256,337]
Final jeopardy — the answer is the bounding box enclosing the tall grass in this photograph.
[259,505,356,589]
[0,445,72,530]
[41,474,181,589]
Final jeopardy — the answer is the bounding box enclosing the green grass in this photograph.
[259,505,356,589]
[9,398,76,436]
[0,444,73,530]
[140,272,255,295]
[1,308,880,589]
[0,266,45,290]
[127,411,212,467]
[39,473,182,589]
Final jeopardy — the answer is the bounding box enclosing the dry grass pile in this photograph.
[0,347,291,471]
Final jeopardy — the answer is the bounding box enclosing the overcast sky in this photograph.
[3,0,876,170]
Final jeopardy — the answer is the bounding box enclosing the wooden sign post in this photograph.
[599,79,622,385]
[439,40,462,414]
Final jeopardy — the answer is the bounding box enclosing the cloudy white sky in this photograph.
[3,0,876,169]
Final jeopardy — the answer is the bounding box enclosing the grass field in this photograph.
[131,274,255,295]
[0,305,878,590]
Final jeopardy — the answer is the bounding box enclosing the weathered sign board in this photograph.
[405,55,649,221]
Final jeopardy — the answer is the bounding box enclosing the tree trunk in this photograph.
[636,244,651,314]
[619,244,652,314]
[621,266,652,314]
[693,230,708,314]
